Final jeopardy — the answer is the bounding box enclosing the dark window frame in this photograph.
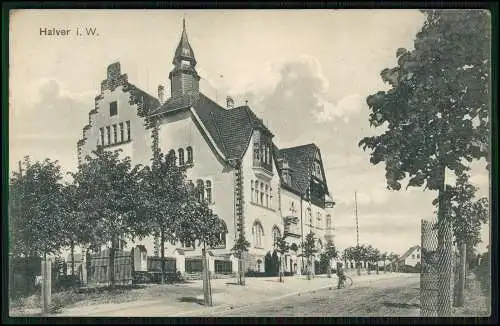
[110,101,118,116]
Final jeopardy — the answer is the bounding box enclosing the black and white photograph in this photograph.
[6,8,493,319]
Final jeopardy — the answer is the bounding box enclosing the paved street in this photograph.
[55,272,417,317]
[199,273,420,317]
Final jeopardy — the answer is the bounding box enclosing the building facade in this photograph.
[398,245,421,268]
[77,19,335,276]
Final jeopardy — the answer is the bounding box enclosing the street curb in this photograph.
[171,273,409,317]
[171,278,340,317]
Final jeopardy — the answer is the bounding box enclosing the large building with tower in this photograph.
[77,19,335,277]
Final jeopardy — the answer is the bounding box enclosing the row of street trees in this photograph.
[9,148,228,305]
[343,245,397,276]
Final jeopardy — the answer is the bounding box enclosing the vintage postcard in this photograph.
[7,9,492,318]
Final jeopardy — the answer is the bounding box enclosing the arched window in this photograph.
[168,150,176,165]
[196,179,205,202]
[251,180,254,202]
[272,226,281,245]
[186,146,193,164]
[178,148,185,165]
[252,221,264,248]
[317,212,322,228]
[265,185,269,207]
[205,180,212,204]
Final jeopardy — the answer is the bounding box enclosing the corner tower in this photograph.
[169,18,200,100]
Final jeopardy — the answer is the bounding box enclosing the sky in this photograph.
[9,10,491,256]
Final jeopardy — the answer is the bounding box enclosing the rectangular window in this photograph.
[113,124,117,143]
[110,101,118,116]
[260,183,264,205]
[265,185,269,207]
[270,189,273,209]
[99,128,104,146]
[106,126,111,145]
[126,121,131,141]
[205,180,212,204]
[119,122,124,142]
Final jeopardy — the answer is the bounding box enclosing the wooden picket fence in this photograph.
[87,248,133,286]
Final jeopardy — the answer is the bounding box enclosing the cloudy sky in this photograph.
[9,10,490,255]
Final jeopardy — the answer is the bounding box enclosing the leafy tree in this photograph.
[300,231,318,280]
[447,172,489,252]
[9,157,67,260]
[60,182,89,276]
[175,185,227,306]
[358,10,490,316]
[368,246,381,275]
[231,233,250,285]
[70,148,142,286]
[136,151,189,283]
[380,252,389,273]
[388,252,401,272]
[274,236,290,282]
[446,171,488,306]
[321,240,338,278]
[344,246,363,276]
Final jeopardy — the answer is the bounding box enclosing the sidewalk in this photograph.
[57,272,411,317]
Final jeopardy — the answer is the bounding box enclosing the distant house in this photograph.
[398,245,421,268]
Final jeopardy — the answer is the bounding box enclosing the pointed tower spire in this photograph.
[169,17,200,100]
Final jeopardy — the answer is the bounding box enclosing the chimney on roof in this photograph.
[158,85,165,104]
[226,96,234,109]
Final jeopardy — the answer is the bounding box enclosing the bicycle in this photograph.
[337,274,353,289]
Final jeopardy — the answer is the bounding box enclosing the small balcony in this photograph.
[253,160,273,181]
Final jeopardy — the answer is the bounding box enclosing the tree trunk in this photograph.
[383,260,386,273]
[279,255,283,283]
[356,261,361,276]
[160,229,165,284]
[367,261,371,275]
[42,252,49,314]
[238,257,243,285]
[437,167,453,317]
[109,245,115,287]
[454,242,467,307]
[70,240,75,276]
[376,262,379,275]
[327,259,332,278]
[307,257,312,280]
[202,246,212,306]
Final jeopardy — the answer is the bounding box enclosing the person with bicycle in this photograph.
[336,262,347,289]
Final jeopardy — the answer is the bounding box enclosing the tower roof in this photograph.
[173,18,197,65]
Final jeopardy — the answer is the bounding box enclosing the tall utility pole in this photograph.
[355,191,361,276]
[355,191,359,248]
